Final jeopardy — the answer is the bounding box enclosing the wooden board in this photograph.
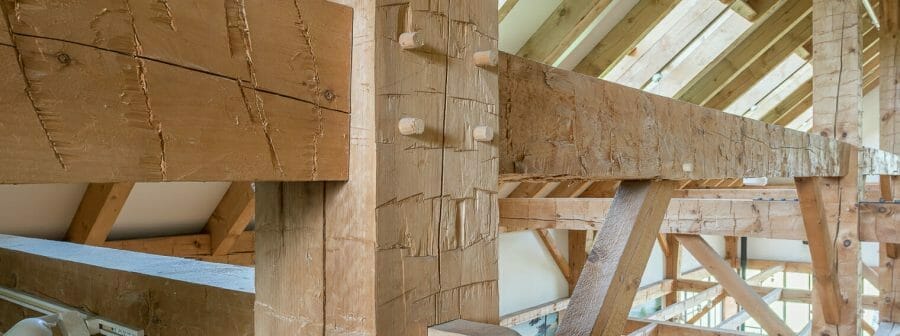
[0,234,254,335]
[559,180,676,336]
[499,52,850,181]
[0,1,352,183]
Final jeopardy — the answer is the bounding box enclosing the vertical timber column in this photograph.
[812,0,863,334]
[559,180,677,336]
[255,1,377,335]
[375,0,500,335]
[663,234,680,307]
[880,0,900,324]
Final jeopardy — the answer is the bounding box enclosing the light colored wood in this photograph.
[516,0,614,64]
[375,0,501,333]
[559,180,676,336]
[863,320,876,335]
[104,232,255,266]
[204,182,254,256]
[428,320,518,336]
[573,0,679,77]
[794,177,841,324]
[663,234,680,306]
[676,235,794,336]
[500,279,673,327]
[763,80,813,124]
[0,2,352,183]
[686,293,727,324]
[881,0,900,154]
[811,0,863,145]
[536,229,572,283]
[677,0,810,105]
[717,289,782,330]
[500,52,851,181]
[65,182,134,246]
[725,236,739,269]
[882,176,895,201]
[255,182,325,335]
[569,229,589,293]
[675,278,879,310]
[498,0,519,22]
[0,234,254,335]
[649,265,783,322]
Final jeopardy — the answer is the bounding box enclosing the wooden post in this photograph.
[880,1,900,326]
[559,180,677,336]
[812,0,863,333]
[374,0,500,334]
[663,234,680,307]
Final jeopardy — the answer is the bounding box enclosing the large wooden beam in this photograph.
[204,182,255,256]
[676,235,794,336]
[881,0,900,154]
[516,0,613,64]
[65,182,134,245]
[0,1,352,183]
[0,235,254,335]
[499,52,850,182]
[627,318,763,336]
[795,177,841,324]
[573,0,679,77]
[560,180,676,336]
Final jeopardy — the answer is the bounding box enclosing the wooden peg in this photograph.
[473,50,498,67]
[399,32,424,50]
[682,163,693,173]
[473,126,494,142]
[398,117,425,135]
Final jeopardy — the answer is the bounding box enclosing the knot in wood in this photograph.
[56,52,71,65]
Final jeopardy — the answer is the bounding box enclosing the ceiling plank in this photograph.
[204,182,255,256]
[65,182,135,246]
[676,235,794,336]
[677,0,811,105]
[516,0,614,64]
[573,0,680,77]
[703,16,812,111]
[762,79,813,123]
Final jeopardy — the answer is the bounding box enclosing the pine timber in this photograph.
[717,289,782,330]
[65,182,135,246]
[663,234,680,306]
[573,0,680,77]
[677,0,811,105]
[559,180,676,336]
[676,235,794,336]
[499,52,850,182]
[536,229,573,283]
[516,0,614,64]
[0,1,352,183]
[794,177,841,324]
[882,0,900,154]
[104,231,255,266]
[0,235,254,335]
[374,0,500,334]
[204,182,254,256]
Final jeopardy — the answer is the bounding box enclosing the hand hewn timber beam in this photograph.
[559,180,677,336]
[677,0,811,105]
[794,177,841,324]
[204,182,255,256]
[718,288,782,330]
[572,0,679,77]
[65,182,135,246]
[881,0,900,155]
[104,232,255,266]
[0,2,352,183]
[0,235,254,335]
[675,235,794,336]
[499,52,850,182]
[516,0,614,64]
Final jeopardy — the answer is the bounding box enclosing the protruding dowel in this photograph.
[398,117,425,135]
[473,50,498,67]
[473,126,494,142]
[399,32,424,50]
